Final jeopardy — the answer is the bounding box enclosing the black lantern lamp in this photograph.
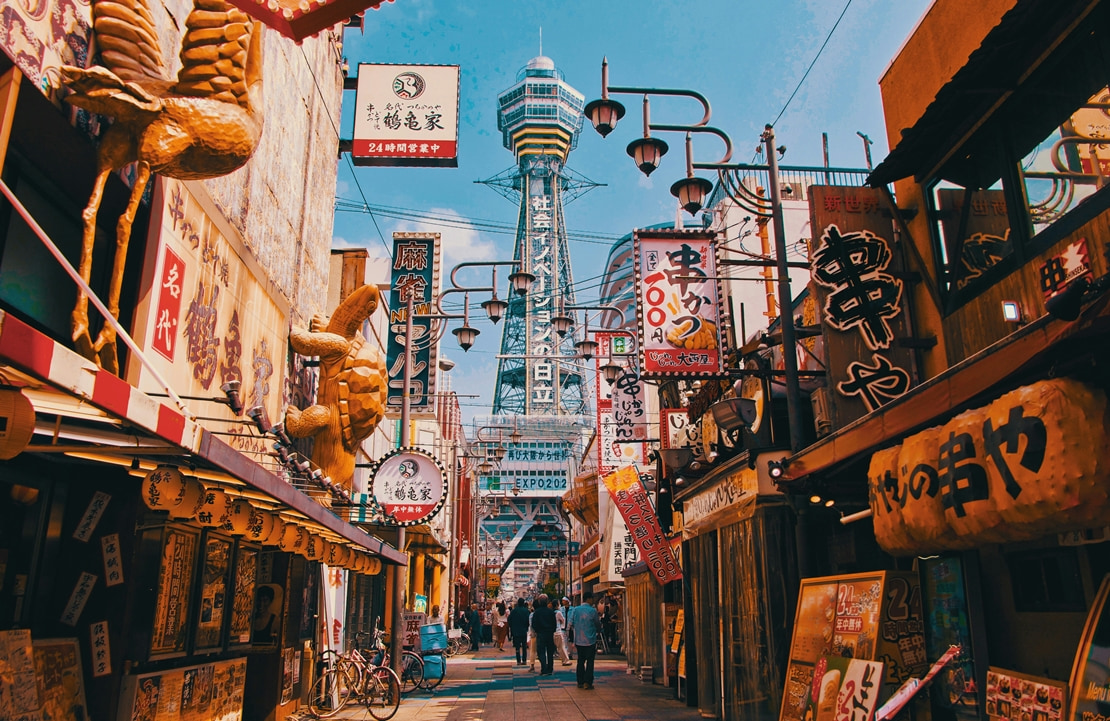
[583,57,626,137]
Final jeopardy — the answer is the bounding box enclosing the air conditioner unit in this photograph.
[811,387,833,438]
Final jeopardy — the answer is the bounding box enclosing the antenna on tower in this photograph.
[539,27,542,55]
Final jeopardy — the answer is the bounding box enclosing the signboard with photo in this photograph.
[988,667,1065,721]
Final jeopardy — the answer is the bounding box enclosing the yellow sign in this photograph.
[869,378,1110,555]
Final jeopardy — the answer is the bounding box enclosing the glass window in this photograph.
[928,179,1013,296]
[1019,86,1110,235]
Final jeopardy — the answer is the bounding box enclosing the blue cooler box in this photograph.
[423,653,445,680]
[420,623,448,653]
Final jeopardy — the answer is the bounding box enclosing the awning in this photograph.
[404,524,449,555]
[785,292,1110,482]
[0,311,406,565]
[868,0,1101,188]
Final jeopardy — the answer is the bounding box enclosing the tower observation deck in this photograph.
[489,56,590,416]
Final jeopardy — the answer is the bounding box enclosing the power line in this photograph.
[771,0,855,127]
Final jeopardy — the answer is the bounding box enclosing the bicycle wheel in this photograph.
[400,650,424,694]
[445,636,459,657]
[308,664,356,718]
[419,652,445,690]
[352,667,401,721]
[458,633,471,652]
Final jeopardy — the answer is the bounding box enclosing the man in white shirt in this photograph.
[553,597,573,665]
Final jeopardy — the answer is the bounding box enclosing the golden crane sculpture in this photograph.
[61,0,264,374]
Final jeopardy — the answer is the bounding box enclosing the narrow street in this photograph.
[365,651,701,721]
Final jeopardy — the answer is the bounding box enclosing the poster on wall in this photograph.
[196,536,232,650]
[921,556,981,720]
[33,638,89,721]
[151,527,199,656]
[229,548,257,645]
[0,629,38,718]
[119,657,246,721]
[987,668,1065,721]
[281,648,295,704]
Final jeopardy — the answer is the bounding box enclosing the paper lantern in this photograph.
[143,465,186,511]
[169,476,206,519]
[303,533,323,560]
[196,488,231,527]
[280,523,306,554]
[223,498,254,536]
[326,541,350,567]
[364,556,382,576]
[263,516,286,546]
[243,507,275,543]
[9,484,39,506]
[0,388,35,460]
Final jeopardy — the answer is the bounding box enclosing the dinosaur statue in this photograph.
[61,0,264,374]
[285,284,388,493]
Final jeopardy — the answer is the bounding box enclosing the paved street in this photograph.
[345,648,702,721]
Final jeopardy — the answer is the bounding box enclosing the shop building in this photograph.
[0,2,405,718]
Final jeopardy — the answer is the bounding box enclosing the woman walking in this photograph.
[492,600,509,650]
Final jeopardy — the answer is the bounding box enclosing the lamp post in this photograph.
[584,58,807,453]
[388,259,532,675]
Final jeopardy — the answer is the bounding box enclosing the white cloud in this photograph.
[390,207,497,267]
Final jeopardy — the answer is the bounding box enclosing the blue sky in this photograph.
[332,0,932,424]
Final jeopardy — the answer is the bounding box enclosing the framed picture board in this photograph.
[194,533,233,652]
[228,545,257,647]
[150,526,199,657]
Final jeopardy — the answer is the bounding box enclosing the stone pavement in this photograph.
[343,646,703,721]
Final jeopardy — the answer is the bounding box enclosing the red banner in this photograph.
[600,467,682,585]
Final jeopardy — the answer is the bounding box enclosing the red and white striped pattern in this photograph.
[0,311,198,449]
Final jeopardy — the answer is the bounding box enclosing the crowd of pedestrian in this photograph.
[451,592,606,690]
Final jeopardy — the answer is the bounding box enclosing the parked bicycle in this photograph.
[445,628,471,657]
[358,625,426,695]
[307,640,400,720]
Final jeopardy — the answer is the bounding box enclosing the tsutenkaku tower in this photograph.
[489,55,589,416]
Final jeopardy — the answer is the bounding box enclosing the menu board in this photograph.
[805,657,885,721]
[1068,575,1110,721]
[120,657,246,721]
[196,536,232,651]
[987,668,1065,721]
[780,572,927,721]
[229,548,257,645]
[151,528,199,656]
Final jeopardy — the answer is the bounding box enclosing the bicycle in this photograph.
[445,628,471,657]
[357,627,426,695]
[308,645,400,721]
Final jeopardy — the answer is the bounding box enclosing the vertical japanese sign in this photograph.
[353,64,460,167]
[134,179,288,449]
[386,233,440,415]
[596,332,647,478]
[808,186,914,427]
[633,229,724,379]
[528,193,556,412]
[805,657,884,721]
[661,409,690,449]
[601,510,639,583]
[601,467,682,585]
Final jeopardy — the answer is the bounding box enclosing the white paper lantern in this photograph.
[169,476,205,519]
[280,523,306,553]
[142,465,185,511]
[263,516,286,546]
[243,507,275,543]
[195,488,231,527]
[223,498,254,536]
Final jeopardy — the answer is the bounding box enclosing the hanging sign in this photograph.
[600,467,682,585]
[369,447,447,526]
[353,64,460,167]
[633,229,724,379]
[385,233,440,416]
[868,378,1110,555]
[808,186,913,427]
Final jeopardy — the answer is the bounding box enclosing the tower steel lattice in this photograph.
[483,55,595,417]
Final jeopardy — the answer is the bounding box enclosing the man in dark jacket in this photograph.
[531,594,558,674]
[508,598,531,665]
[467,603,482,651]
